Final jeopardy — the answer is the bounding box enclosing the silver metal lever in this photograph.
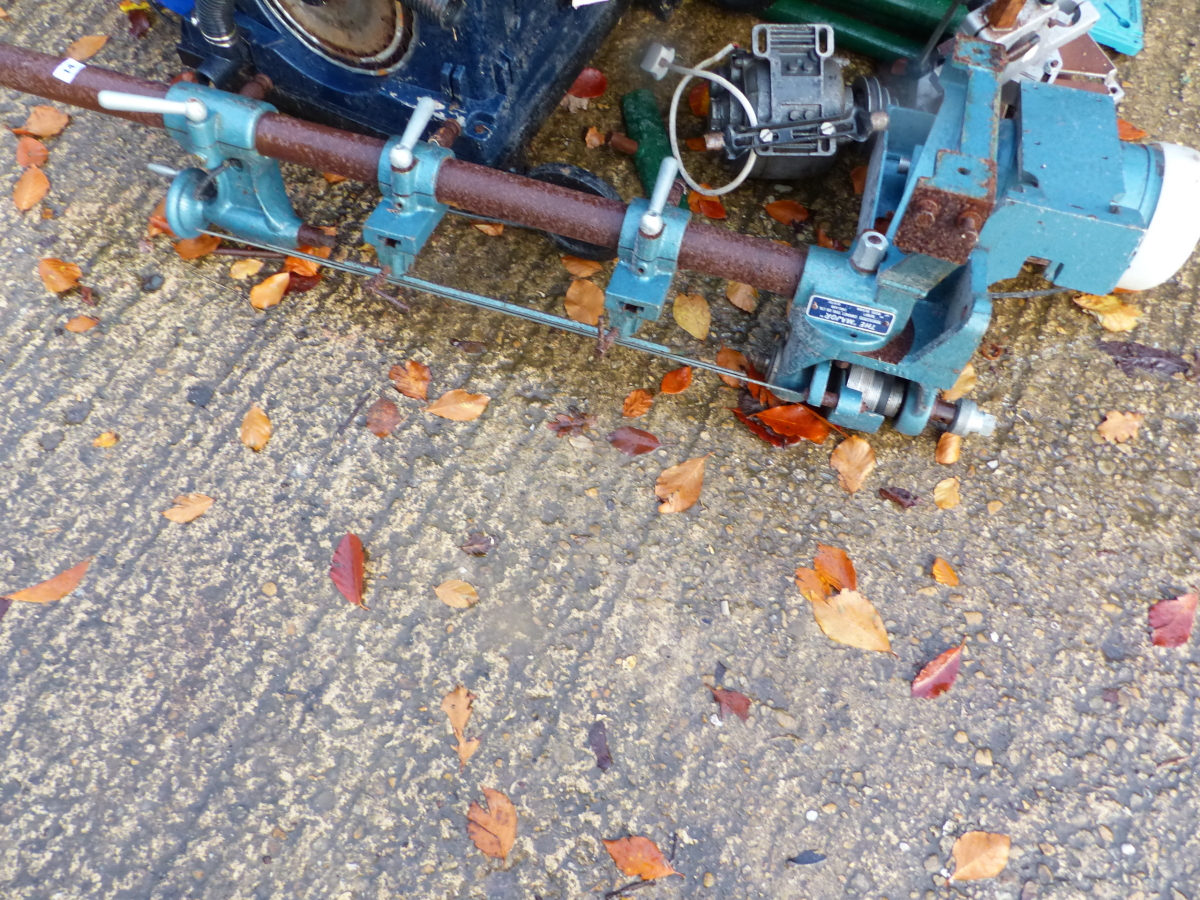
[639,156,679,238]
[97,90,208,123]
[389,96,439,171]
[147,163,181,179]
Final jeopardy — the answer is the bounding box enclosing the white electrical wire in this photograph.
[667,44,760,197]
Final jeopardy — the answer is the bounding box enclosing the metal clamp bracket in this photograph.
[605,157,690,337]
[362,96,452,276]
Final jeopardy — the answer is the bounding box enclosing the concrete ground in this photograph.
[1,1,1198,899]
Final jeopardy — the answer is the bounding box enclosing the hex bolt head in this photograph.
[913,199,940,228]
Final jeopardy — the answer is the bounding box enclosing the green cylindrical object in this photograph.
[621,89,679,200]
[763,0,924,61]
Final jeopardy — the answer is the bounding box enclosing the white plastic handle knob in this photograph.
[97,90,207,123]
[389,96,439,171]
[640,156,679,237]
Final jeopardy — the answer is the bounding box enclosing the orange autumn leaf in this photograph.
[687,187,726,219]
[474,222,504,236]
[950,832,1011,881]
[441,685,481,770]
[603,836,680,881]
[830,435,876,493]
[467,788,518,860]
[1117,118,1147,141]
[794,567,829,603]
[161,492,214,523]
[3,558,91,603]
[764,199,809,226]
[240,404,272,451]
[16,136,49,167]
[249,272,290,310]
[715,345,748,387]
[283,244,332,277]
[584,126,605,149]
[38,257,82,293]
[660,366,692,394]
[814,544,857,593]
[934,476,961,509]
[561,255,603,278]
[564,278,605,326]
[688,81,710,117]
[932,557,959,586]
[810,589,891,652]
[66,34,109,61]
[14,106,70,138]
[322,171,347,184]
[685,136,708,152]
[622,388,654,418]
[65,315,99,333]
[936,431,962,464]
[753,404,831,444]
[390,360,432,401]
[146,198,173,237]
[851,165,867,194]
[174,233,221,260]
[13,165,49,211]
[426,389,490,421]
[655,454,708,514]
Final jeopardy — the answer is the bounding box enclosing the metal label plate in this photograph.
[805,294,894,336]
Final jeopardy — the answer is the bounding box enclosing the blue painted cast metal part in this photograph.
[362,138,452,276]
[1092,0,1143,56]
[605,200,690,338]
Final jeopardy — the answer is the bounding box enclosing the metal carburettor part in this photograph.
[707,23,889,180]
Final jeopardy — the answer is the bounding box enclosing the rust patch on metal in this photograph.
[893,182,995,264]
[857,319,913,364]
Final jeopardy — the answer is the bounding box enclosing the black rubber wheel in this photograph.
[526,163,622,261]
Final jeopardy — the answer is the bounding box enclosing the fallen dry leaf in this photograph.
[15,106,70,138]
[283,244,332,277]
[715,345,749,387]
[161,492,213,524]
[931,557,959,586]
[64,315,99,333]
[660,366,692,394]
[879,486,920,509]
[13,165,49,211]
[850,165,867,194]
[830,435,875,493]
[689,81,710,117]
[146,197,173,237]
[3,558,91,603]
[436,579,478,609]
[568,66,607,98]
[584,125,604,149]
[322,171,347,184]
[228,258,264,280]
[795,567,829,603]
[564,278,605,326]
[390,360,431,401]
[950,831,1011,881]
[240,403,272,451]
[16,136,48,168]
[589,720,613,770]
[93,431,119,448]
[123,1,153,37]
[603,836,679,880]
[810,589,892,653]
[330,533,366,607]
[987,499,1004,514]
[473,222,504,236]
[673,292,710,340]
[764,199,809,226]
[1148,592,1197,647]
[426,389,490,421]
[725,281,758,313]
[366,397,402,437]
[814,544,856,593]
[707,685,751,721]
[460,533,498,556]
[1099,340,1190,378]
[934,476,961,510]
[1097,410,1143,443]
[936,432,962,464]
[687,187,726,219]
[467,788,518,860]
[911,643,964,698]
[655,455,708,513]
[249,272,290,309]
[38,258,82,292]
[562,255,603,278]
[1074,293,1140,332]
[733,408,796,448]
[441,685,481,770]
[754,404,832,444]
[66,34,108,61]
[174,233,221,260]
[622,388,654,418]
[942,363,976,401]
[546,406,596,437]
[1117,118,1148,141]
[607,426,660,456]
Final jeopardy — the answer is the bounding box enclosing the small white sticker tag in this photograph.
[52,59,86,84]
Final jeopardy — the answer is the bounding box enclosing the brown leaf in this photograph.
[931,557,959,586]
[228,258,264,280]
[830,435,875,493]
[1097,410,1143,443]
[673,292,710,340]
[655,454,708,514]
[622,388,654,418]
[390,360,431,401]
[607,426,660,456]
[561,255,603,279]
[1117,118,1148,141]
[146,198,173,237]
[911,643,964,698]
[732,408,791,447]
[15,106,70,138]
[3,558,91,603]
[66,34,108,61]
[707,685,751,721]
[584,125,605,149]
[794,567,829,603]
[248,272,290,310]
[435,579,478,609]
[764,199,809,226]
[161,492,214,523]
[240,403,272,451]
[93,431,119,448]
[687,188,726,220]
[660,366,692,394]
[814,544,856,593]
[460,533,498,556]
[603,836,679,880]
[688,81,710,117]
[322,171,347,184]
[564,278,605,326]
[330,533,366,607]
[174,233,221,260]
[126,6,153,38]
[850,165,867,194]
[754,404,832,444]
[365,397,402,437]
[942,363,976,401]
[16,136,48,168]
[936,432,962,464]
[13,165,49,211]
[810,589,891,653]
[567,66,607,98]
[467,788,518,860]
[441,685,481,770]
[473,222,504,236]
[879,486,920,509]
[685,136,708,152]
[934,476,961,509]
[64,315,99,333]
[426,389,490,421]
[38,258,82,293]
[725,281,758,313]
[589,720,613,770]
[1148,592,1197,647]
[546,406,596,437]
[285,272,322,294]
[950,831,1011,881]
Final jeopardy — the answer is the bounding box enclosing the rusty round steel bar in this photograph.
[0,42,807,295]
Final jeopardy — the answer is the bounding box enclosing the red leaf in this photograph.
[753,404,832,443]
[660,366,692,394]
[285,272,323,293]
[814,544,856,592]
[127,7,152,38]
[764,199,809,227]
[911,643,964,698]
[743,360,786,408]
[707,686,751,721]
[330,533,366,607]
[568,67,607,99]
[687,187,726,220]
[879,486,921,509]
[730,408,789,447]
[607,426,660,456]
[688,81,710,118]
[1148,592,1197,647]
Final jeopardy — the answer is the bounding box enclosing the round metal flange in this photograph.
[264,0,411,72]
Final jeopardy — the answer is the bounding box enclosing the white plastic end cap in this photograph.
[641,43,676,81]
[1117,142,1200,291]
